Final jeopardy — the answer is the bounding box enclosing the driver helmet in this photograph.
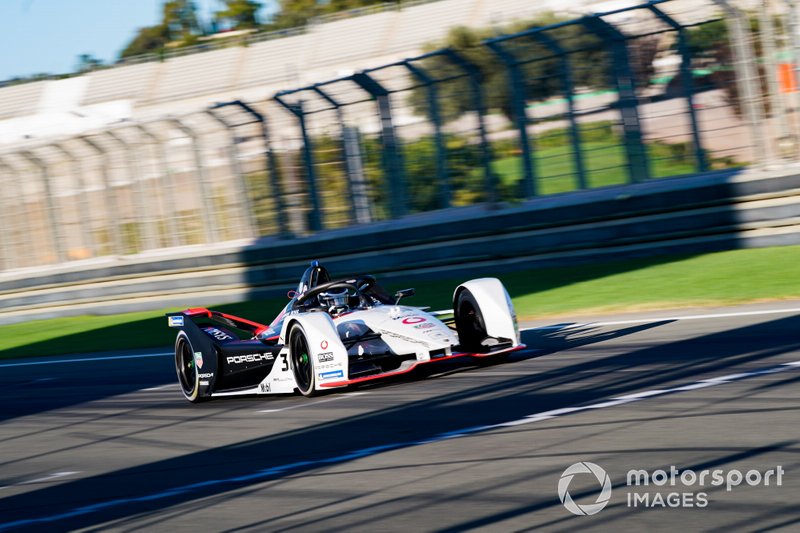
[319,287,350,312]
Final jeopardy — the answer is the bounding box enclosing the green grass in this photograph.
[486,140,699,196]
[3,246,800,360]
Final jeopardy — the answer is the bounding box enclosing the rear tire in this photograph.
[454,289,489,353]
[175,332,205,403]
[289,323,318,397]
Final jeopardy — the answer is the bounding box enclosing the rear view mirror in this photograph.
[394,288,415,304]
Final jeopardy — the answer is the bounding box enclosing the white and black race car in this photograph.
[167,261,524,402]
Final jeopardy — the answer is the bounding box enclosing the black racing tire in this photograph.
[289,322,318,397]
[454,288,489,354]
[175,331,206,403]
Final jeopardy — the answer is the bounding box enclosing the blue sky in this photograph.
[0,0,275,81]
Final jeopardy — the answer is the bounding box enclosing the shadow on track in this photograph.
[2,314,799,531]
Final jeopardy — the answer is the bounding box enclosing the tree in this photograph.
[407,15,609,123]
[405,12,667,124]
[269,0,320,29]
[162,0,202,40]
[120,24,171,59]
[119,0,203,60]
[268,0,399,29]
[76,53,103,73]
[684,16,769,116]
[214,0,262,30]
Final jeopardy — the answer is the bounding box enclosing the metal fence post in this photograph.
[486,40,536,198]
[712,0,771,165]
[0,157,34,267]
[785,0,800,157]
[227,100,290,237]
[105,129,158,251]
[310,86,372,225]
[0,175,8,269]
[403,60,450,208]
[648,5,709,173]
[759,0,794,157]
[0,159,15,269]
[20,150,66,263]
[529,31,589,189]
[50,142,96,256]
[273,96,323,232]
[351,71,407,219]
[78,135,123,255]
[205,108,258,239]
[442,48,496,205]
[133,123,180,248]
[167,117,220,243]
[580,15,651,183]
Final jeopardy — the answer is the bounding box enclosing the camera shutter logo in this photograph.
[558,462,612,515]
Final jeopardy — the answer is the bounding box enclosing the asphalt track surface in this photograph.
[1,302,799,532]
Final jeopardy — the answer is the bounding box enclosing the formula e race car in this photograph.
[166,261,524,402]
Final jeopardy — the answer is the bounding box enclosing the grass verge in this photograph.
[2,245,800,359]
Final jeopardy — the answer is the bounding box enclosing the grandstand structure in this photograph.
[0,0,623,144]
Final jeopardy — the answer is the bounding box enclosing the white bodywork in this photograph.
[219,277,518,396]
[336,306,459,360]
[455,278,520,346]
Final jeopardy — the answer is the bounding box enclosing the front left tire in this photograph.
[289,322,318,397]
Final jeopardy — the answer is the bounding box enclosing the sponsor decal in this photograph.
[194,351,203,369]
[318,352,334,362]
[380,330,430,345]
[199,381,209,386]
[226,353,274,364]
[260,383,271,393]
[204,327,233,341]
[321,340,329,350]
[168,315,184,327]
[318,370,344,380]
[198,372,214,379]
[402,316,426,325]
[414,323,435,329]
[259,326,278,339]
[317,362,343,370]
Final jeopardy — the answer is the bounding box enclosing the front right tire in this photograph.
[454,288,489,353]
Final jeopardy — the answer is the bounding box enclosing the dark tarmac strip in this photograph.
[1,302,798,531]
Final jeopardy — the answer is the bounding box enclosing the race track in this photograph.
[1,302,798,531]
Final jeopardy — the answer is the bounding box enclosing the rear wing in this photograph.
[167,308,272,337]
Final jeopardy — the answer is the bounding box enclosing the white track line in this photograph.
[534,306,800,330]
[142,384,179,392]
[258,392,367,413]
[0,352,171,368]
[0,471,79,491]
